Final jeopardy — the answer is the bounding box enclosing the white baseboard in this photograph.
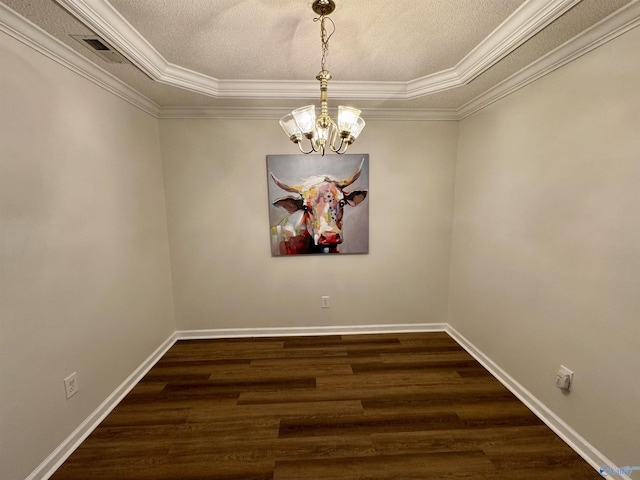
[176,322,447,340]
[27,333,178,480]
[30,323,621,480]
[445,324,626,480]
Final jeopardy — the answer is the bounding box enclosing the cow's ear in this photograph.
[344,190,367,207]
[274,196,304,214]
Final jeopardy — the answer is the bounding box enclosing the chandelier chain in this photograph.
[314,14,335,71]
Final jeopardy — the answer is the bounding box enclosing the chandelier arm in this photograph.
[311,138,322,154]
[309,137,327,155]
[315,142,327,156]
[329,136,347,154]
[297,140,315,155]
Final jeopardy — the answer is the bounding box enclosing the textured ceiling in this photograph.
[107,0,525,82]
[1,0,635,111]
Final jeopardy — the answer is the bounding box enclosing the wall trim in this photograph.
[28,323,625,479]
[175,323,448,340]
[157,107,460,122]
[26,333,179,480]
[445,325,629,480]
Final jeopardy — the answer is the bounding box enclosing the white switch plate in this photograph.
[321,296,330,308]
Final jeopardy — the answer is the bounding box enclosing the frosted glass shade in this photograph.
[279,114,301,138]
[292,105,317,135]
[349,116,366,140]
[337,106,361,133]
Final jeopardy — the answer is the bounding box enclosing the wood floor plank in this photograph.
[239,380,506,406]
[49,333,602,480]
[207,362,354,381]
[53,458,274,480]
[165,435,376,465]
[279,412,464,438]
[283,335,400,349]
[368,424,560,454]
[274,450,497,480]
[187,399,364,423]
[316,369,463,389]
[98,404,192,427]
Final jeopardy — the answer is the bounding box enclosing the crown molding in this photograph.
[157,107,287,120]
[55,0,578,101]
[161,0,640,122]
[455,0,580,83]
[0,2,159,117]
[157,106,460,121]
[458,0,640,119]
[405,0,581,99]
[4,0,638,121]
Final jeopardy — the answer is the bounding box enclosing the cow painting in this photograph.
[268,155,369,255]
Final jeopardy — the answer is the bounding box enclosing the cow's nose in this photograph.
[319,233,342,245]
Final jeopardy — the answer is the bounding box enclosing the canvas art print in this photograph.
[267,154,369,256]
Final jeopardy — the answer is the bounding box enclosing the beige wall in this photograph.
[159,118,458,330]
[4,12,639,479]
[449,26,640,465]
[0,33,176,480]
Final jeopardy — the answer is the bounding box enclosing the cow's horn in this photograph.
[337,158,365,188]
[270,172,302,193]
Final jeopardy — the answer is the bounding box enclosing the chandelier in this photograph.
[279,0,365,155]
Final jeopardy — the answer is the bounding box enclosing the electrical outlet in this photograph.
[64,372,79,399]
[555,365,573,391]
[321,296,330,308]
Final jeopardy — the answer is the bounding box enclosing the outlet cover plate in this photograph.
[321,296,330,308]
[64,372,79,399]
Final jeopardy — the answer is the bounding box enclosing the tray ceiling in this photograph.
[0,0,636,115]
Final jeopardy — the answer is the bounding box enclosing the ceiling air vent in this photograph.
[70,34,130,64]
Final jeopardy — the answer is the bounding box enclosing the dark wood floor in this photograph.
[50,332,601,480]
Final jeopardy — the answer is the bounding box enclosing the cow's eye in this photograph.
[339,200,346,207]
[302,205,309,212]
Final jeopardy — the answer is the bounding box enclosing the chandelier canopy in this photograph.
[279,0,365,155]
